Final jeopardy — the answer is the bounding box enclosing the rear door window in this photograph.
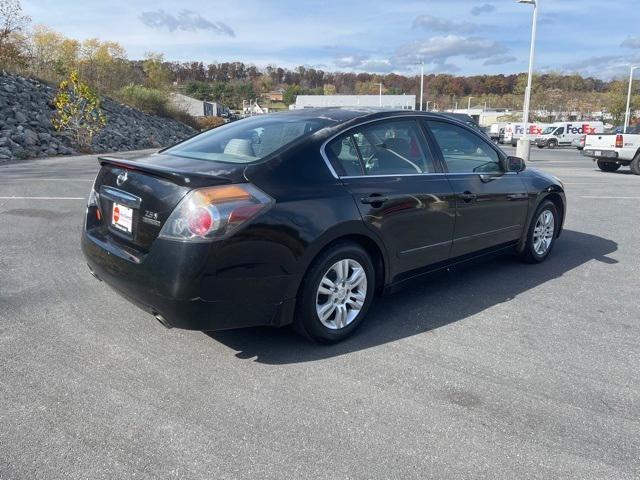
[326,120,437,176]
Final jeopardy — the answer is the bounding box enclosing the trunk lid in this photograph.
[584,134,616,150]
[93,153,246,251]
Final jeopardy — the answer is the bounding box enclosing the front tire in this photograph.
[294,242,375,343]
[597,160,621,172]
[520,200,559,264]
[547,139,558,149]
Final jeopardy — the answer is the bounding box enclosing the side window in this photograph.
[326,120,436,176]
[326,135,364,176]
[555,127,564,135]
[425,121,502,174]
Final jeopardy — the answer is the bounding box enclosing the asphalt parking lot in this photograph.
[1,146,639,479]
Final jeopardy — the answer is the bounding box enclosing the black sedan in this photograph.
[82,109,566,342]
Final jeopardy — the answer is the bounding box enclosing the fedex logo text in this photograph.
[514,125,543,135]
[566,124,597,135]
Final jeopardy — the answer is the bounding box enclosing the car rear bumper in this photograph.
[81,230,298,331]
[583,149,618,159]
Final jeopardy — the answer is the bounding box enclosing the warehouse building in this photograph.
[290,95,416,110]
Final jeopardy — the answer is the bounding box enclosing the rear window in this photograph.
[164,115,331,163]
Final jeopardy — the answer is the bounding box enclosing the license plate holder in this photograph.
[111,202,134,234]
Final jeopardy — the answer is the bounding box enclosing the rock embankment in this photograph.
[0,72,196,161]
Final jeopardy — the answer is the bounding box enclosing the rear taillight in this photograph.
[616,134,623,148]
[159,184,274,242]
[580,136,585,146]
[87,185,102,221]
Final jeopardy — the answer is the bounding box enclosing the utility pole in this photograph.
[516,0,539,162]
[624,66,639,133]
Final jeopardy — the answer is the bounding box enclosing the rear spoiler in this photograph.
[98,156,232,188]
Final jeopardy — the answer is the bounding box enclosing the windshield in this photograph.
[542,127,556,135]
[164,115,331,163]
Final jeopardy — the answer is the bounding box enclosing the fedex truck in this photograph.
[503,123,550,146]
[535,121,604,149]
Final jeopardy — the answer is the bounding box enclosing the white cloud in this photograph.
[394,35,509,66]
[563,54,640,79]
[334,54,370,68]
[139,9,235,37]
[413,15,479,34]
[470,3,496,16]
[483,55,517,66]
[621,36,640,49]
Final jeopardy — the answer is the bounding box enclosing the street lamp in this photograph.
[624,65,639,133]
[517,0,538,162]
[414,62,425,111]
[374,82,383,107]
[467,96,474,114]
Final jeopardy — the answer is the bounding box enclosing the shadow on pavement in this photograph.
[206,230,618,364]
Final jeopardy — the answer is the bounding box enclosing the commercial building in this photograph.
[170,93,228,118]
[290,95,416,110]
[447,107,515,127]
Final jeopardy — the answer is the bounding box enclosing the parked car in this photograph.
[582,125,640,174]
[82,109,566,342]
[535,122,604,149]
[572,135,586,151]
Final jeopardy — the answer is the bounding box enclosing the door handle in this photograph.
[458,191,477,202]
[506,193,528,201]
[361,194,389,205]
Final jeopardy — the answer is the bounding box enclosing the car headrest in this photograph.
[224,139,255,157]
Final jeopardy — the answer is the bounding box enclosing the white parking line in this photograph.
[580,196,640,199]
[0,196,84,200]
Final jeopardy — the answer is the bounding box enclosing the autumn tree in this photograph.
[323,84,337,95]
[143,52,171,90]
[52,71,106,151]
[0,0,30,68]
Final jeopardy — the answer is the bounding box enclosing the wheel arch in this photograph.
[516,188,566,253]
[297,228,389,296]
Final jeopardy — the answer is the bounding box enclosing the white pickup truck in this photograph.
[582,126,640,174]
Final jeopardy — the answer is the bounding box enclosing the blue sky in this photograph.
[23,0,640,79]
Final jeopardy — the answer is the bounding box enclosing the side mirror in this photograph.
[506,156,526,173]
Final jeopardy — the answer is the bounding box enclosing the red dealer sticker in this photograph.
[111,202,133,234]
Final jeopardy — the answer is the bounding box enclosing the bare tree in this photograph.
[0,0,30,67]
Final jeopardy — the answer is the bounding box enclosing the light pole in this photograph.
[624,66,639,133]
[414,61,425,111]
[375,82,383,107]
[517,0,538,162]
[467,96,474,114]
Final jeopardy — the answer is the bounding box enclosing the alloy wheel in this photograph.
[533,210,555,255]
[315,259,368,330]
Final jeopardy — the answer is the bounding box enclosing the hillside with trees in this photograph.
[1,0,637,133]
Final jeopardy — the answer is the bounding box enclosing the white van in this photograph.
[489,122,507,143]
[504,122,550,146]
[535,121,604,149]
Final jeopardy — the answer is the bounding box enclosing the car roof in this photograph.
[269,107,469,128]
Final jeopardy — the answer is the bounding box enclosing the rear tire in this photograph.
[519,200,559,264]
[597,160,621,172]
[294,242,375,343]
[630,154,640,175]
